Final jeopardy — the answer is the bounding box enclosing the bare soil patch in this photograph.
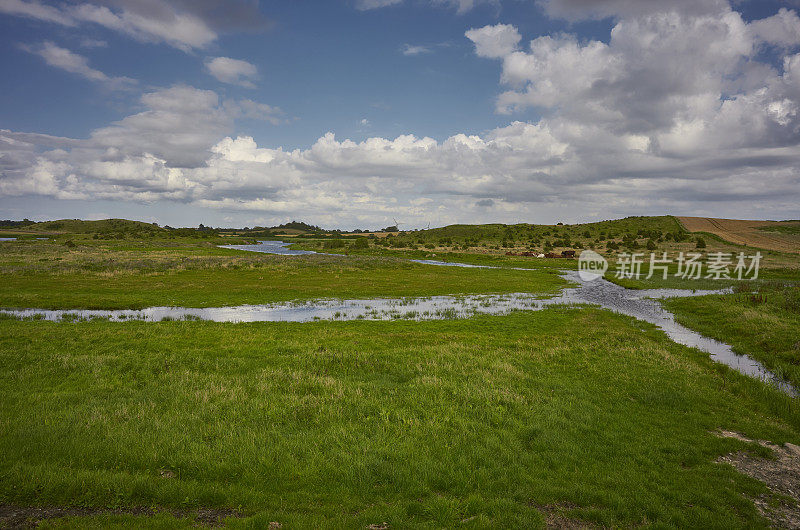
[0,503,241,528]
[533,502,599,529]
[677,217,800,253]
[716,430,800,528]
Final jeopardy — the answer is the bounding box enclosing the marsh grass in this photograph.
[665,283,800,388]
[0,241,565,310]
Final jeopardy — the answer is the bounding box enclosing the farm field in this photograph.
[678,217,800,254]
[0,216,799,528]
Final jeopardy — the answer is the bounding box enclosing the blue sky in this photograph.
[1,0,799,229]
[0,1,597,147]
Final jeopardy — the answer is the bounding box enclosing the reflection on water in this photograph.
[219,240,319,255]
[0,238,16,241]
[1,293,546,324]
[410,259,493,269]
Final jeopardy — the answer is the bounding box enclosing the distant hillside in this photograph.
[332,215,694,254]
[406,216,683,244]
[28,219,164,234]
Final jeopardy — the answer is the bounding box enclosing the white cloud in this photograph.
[224,99,284,125]
[204,57,258,88]
[401,44,431,56]
[750,8,800,48]
[22,41,135,89]
[0,0,74,25]
[0,0,222,51]
[0,86,284,201]
[3,4,800,225]
[356,0,495,13]
[69,3,216,51]
[355,0,402,10]
[465,24,521,58]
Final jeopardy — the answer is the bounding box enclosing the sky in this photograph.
[1,0,799,229]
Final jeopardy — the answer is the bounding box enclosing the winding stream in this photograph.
[1,240,793,394]
[219,239,318,255]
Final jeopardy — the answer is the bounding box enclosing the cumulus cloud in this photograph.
[22,41,135,89]
[3,3,800,225]
[0,0,270,51]
[204,56,258,88]
[465,23,520,58]
[0,85,285,203]
[750,8,800,48]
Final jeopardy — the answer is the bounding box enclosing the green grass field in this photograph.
[1,309,798,528]
[0,240,564,309]
[1,216,799,527]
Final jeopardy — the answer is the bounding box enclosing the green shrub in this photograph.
[323,240,346,249]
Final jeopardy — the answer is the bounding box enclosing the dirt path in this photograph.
[677,217,800,253]
[716,430,800,528]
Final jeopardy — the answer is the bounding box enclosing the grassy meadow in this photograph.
[1,216,799,528]
[2,310,800,528]
[0,239,564,309]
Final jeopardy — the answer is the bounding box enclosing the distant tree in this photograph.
[275,221,321,232]
[695,237,707,249]
[382,225,399,232]
[646,239,657,250]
